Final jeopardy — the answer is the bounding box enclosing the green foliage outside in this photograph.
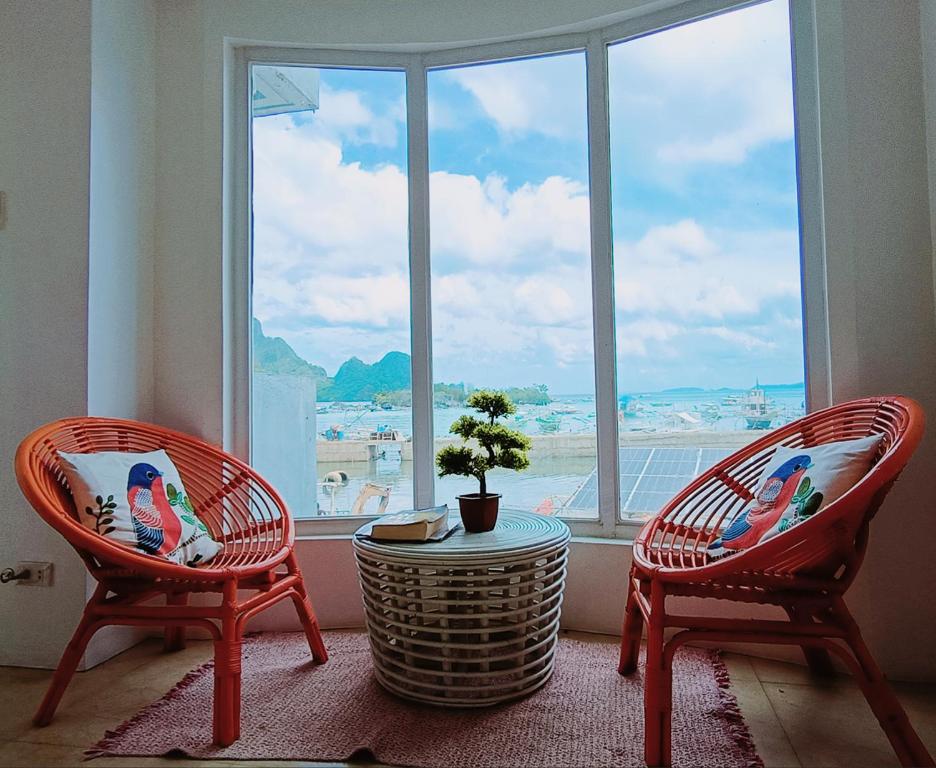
[503,384,550,405]
[318,351,410,401]
[436,390,531,497]
[375,383,471,409]
[434,382,468,406]
[252,319,328,381]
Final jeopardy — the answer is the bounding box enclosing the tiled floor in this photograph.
[1,633,934,767]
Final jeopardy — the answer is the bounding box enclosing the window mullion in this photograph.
[406,58,436,510]
[789,0,831,413]
[585,32,620,532]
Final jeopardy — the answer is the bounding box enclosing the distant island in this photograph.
[660,383,805,395]
[252,320,551,405]
[254,321,802,404]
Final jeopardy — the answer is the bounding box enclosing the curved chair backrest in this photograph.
[15,418,295,580]
[638,396,924,583]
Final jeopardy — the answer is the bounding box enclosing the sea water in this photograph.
[307,386,806,518]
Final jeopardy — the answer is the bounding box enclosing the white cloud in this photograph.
[614,220,799,322]
[429,172,590,266]
[628,219,718,264]
[609,0,794,166]
[697,326,776,350]
[253,115,409,278]
[305,273,409,327]
[253,110,594,369]
[444,54,587,140]
[515,277,578,326]
[310,83,402,147]
[617,319,683,357]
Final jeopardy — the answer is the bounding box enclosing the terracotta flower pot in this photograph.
[457,493,501,533]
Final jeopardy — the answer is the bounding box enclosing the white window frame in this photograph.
[225,0,829,539]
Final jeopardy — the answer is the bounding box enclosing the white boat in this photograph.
[739,385,779,430]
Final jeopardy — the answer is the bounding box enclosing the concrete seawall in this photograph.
[316,429,762,463]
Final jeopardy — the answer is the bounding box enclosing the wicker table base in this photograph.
[353,510,570,706]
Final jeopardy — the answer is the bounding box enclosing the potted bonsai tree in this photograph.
[436,390,532,532]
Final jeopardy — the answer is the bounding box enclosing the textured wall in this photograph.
[0,1,93,668]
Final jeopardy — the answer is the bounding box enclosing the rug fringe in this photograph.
[709,651,766,768]
[84,657,216,761]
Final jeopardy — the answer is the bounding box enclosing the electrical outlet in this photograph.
[15,562,53,587]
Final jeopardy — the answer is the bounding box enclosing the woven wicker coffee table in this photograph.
[353,510,570,706]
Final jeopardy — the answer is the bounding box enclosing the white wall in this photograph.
[88,0,156,423]
[85,0,158,668]
[0,1,94,668]
[0,0,158,669]
[814,0,936,682]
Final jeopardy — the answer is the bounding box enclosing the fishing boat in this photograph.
[739,384,778,430]
[618,394,641,418]
[536,413,562,433]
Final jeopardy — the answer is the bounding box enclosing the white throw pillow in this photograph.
[707,434,883,558]
[58,449,222,567]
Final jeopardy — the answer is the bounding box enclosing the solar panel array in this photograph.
[567,446,734,518]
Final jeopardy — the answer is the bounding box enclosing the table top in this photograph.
[352,509,570,562]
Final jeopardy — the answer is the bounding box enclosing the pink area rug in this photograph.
[89,631,762,768]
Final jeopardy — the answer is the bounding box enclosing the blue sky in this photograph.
[252,0,804,395]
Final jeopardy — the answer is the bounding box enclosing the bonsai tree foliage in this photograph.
[436,390,532,497]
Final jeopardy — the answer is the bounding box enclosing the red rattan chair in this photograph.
[618,396,933,767]
[15,417,328,746]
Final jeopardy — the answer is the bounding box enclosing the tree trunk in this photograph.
[479,473,487,497]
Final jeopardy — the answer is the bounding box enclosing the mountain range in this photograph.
[253,319,410,401]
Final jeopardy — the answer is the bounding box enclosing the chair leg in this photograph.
[784,605,836,677]
[164,593,187,652]
[291,582,328,663]
[644,581,671,768]
[618,570,644,675]
[833,601,934,767]
[213,582,243,747]
[286,554,328,663]
[34,599,101,726]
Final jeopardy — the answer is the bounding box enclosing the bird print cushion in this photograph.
[57,449,221,567]
[706,434,883,559]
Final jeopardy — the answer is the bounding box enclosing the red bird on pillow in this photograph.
[127,462,182,557]
[707,454,812,557]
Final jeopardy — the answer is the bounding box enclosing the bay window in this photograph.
[239,0,816,537]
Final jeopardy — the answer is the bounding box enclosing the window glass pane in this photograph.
[251,65,412,518]
[608,0,806,521]
[428,52,597,519]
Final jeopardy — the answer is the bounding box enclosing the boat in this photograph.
[739,384,779,430]
[618,395,641,418]
[370,425,403,441]
[697,403,721,426]
[536,414,562,433]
